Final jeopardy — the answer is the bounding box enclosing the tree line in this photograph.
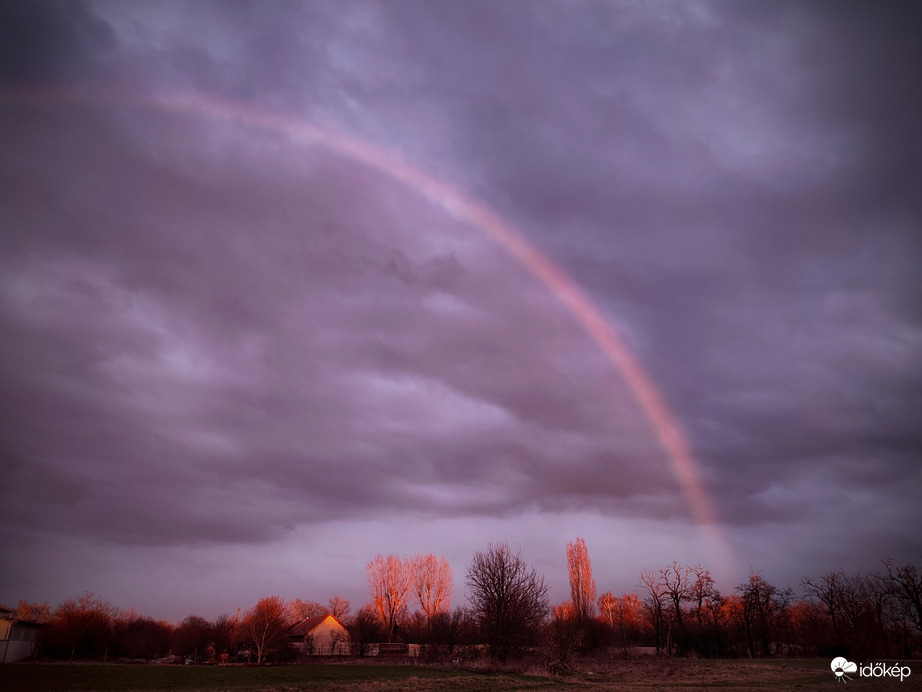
[7,541,920,665]
[553,545,922,667]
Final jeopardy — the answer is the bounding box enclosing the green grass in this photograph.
[4,659,920,692]
[0,663,549,692]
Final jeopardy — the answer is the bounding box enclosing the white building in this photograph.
[0,608,40,663]
[288,614,351,656]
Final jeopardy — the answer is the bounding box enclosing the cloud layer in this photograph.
[1,0,920,619]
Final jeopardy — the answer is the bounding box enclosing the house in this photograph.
[0,608,40,663]
[288,614,351,656]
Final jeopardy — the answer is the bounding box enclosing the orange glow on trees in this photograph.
[287,598,325,622]
[565,537,597,621]
[366,554,411,643]
[598,591,642,653]
[327,595,351,620]
[240,595,291,665]
[410,554,453,626]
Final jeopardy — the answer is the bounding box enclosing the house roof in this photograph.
[288,614,346,637]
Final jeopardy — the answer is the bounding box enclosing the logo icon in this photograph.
[831,657,858,683]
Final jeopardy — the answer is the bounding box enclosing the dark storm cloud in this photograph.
[0,97,674,551]
[1,0,921,615]
[0,0,116,87]
[346,0,922,532]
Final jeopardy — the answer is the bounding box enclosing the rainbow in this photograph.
[3,88,729,568]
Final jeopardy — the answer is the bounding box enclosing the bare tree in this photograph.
[803,571,847,647]
[173,615,212,661]
[598,591,641,654]
[619,593,643,653]
[687,566,719,656]
[880,559,922,633]
[429,607,477,656]
[113,612,172,661]
[348,603,384,657]
[465,542,549,661]
[241,596,291,665]
[542,612,584,674]
[212,613,239,664]
[327,626,348,655]
[598,592,618,630]
[661,561,691,627]
[566,537,597,620]
[804,570,883,657]
[411,554,453,625]
[328,595,351,620]
[772,586,796,655]
[639,569,668,654]
[736,570,777,657]
[15,601,51,624]
[688,565,717,627]
[288,599,325,621]
[551,600,577,621]
[367,554,411,642]
[46,591,118,660]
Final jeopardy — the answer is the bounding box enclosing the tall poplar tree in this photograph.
[566,537,597,620]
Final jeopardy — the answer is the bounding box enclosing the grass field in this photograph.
[3,659,920,691]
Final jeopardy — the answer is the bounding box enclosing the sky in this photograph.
[1,0,921,623]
